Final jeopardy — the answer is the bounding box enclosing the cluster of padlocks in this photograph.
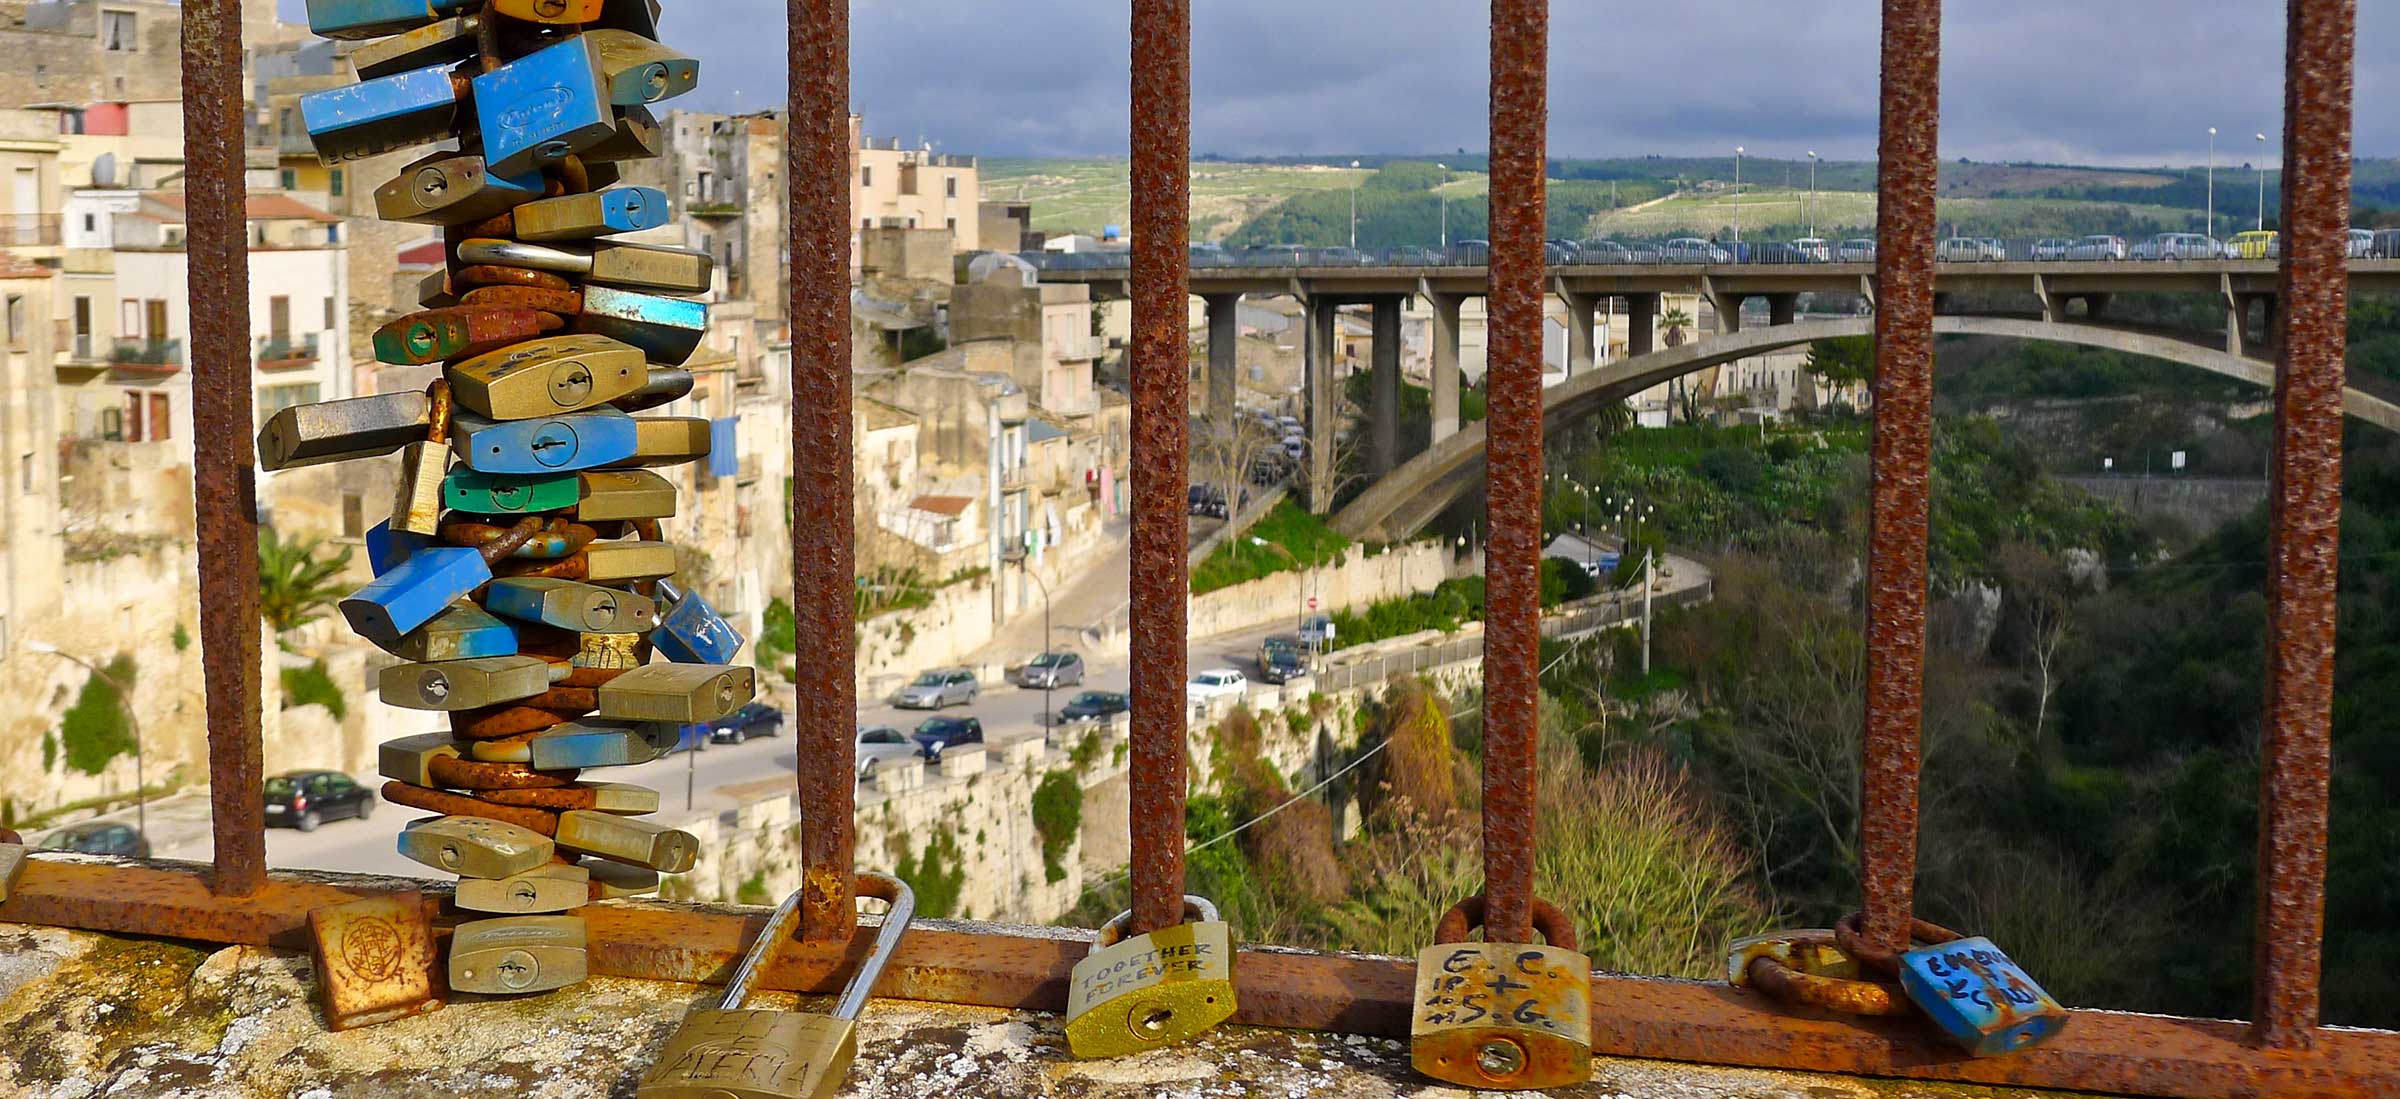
[272,0,757,1024]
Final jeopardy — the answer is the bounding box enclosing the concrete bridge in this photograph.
[1033,258,2400,535]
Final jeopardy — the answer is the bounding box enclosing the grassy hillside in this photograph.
[982,158,1436,240]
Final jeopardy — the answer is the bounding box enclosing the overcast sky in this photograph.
[289,1,2399,166]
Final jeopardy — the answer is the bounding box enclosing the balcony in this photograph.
[255,334,320,369]
[688,200,745,219]
[106,337,183,373]
[0,213,62,247]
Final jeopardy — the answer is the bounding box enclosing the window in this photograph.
[342,494,363,538]
[279,168,295,190]
[946,217,957,231]
[269,295,290,341]
[328,169,343,197]
[906,217,917,229]
[100,9,135,50]
[4,295,22,350]
[861,166,872,188]
[323,297,335,329]
[945,175,957,199]
[81,213,95,233]
[862,218,872,229]
[121,299,139,334]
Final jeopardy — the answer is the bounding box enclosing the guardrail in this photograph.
[1307,579,1714,695]
[1013,235,2393,272]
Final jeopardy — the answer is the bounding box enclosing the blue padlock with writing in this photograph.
[298,64,467,164]
[450,409,642,475]
[651,580,746,665]
[305,0,475,40]
[472,36,617,177]
[365,520,431,576]
[340,547,493,649]
[1896,936,2070,1057]
[573,285,707,365]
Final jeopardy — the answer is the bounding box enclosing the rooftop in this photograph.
[141,190,340,224]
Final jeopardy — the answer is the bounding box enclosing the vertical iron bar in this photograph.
[2252,0,2352,1052]
[182,0,265,898]
[1127,0,1192,937]
[791,0,856,943]
[1858,0,1941,956]
[1481,0,1547,946]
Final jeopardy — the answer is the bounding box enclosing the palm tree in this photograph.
[1659,307,1693,349]
[257,526,354,634]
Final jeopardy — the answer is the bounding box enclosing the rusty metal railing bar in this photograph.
[182,0,267,899]
[791,0,858,944]
[2253,0,2353,1052]
[1126,0,1193,937]
[1479,0,1548,946]
[1855,0,1940,957]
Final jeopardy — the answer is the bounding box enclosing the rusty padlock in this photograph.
[638,872,915,1099]
[1410,896,1591,1091]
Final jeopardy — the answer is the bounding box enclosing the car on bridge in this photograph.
[1578,239,1636,263]
[1936,237,2003,262]
[1316,246,1372,266]
[2068,234,2128,260]
[2231,230,2280,258]
[2031,237,2075,261]
[1839,238,1877,262]
[1188,242,1231,267]
[1788,238,1832,262]
[1659,238,1731,263]
[1448,239,1490,264]
[2349,228,2376,258]
[1242,244,1311,266]
[1391,244,1444,265]
[2134,233,2224,260]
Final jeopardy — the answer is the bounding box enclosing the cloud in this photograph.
[287,0,2394,166]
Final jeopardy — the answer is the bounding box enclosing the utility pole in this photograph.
[2207,126,2218,240]
[1732,145,1744,246]
[1639,550,1655,675]
[2257,132,2269,231]
[1349,160,1362,249]
[1437,162,1450,248]
[1807,150,1819,239]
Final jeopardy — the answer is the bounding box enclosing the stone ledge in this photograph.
[0,922,2115,1099]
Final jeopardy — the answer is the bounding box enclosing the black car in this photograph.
[42,820,150,857]
[705,702,786,745]
[912,716,985,760]
[264,770,375,832]
[1056,690,1131,723]
[1259,646,1308,684]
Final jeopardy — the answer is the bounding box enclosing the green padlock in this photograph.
[443,469,583,516]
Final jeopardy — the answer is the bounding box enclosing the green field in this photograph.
[1590,188,2203,239]
[981,158,1487,240]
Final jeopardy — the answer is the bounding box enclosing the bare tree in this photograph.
[1995,541,2075,761]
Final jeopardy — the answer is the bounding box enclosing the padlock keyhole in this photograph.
[1476,1039,1526,1079]
[1136,1007,1173,1037]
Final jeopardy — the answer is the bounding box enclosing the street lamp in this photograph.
[1436,162,1450,249]
[2256,132,2270,231]
[1001,548,1054,725]
[1732,146,1744,245]
[25,640,143,840]
[1807,151,1819,239]
[1349,160,1363,249]
[2207,127,2218,240]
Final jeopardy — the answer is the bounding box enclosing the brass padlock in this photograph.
[525,720,676,770]
[486,576,660,633]
[490,0,605,23]
[638,873,915,1099]
[378,655,554,711]
[614,367,697,412]
[454,238,715,294]
[308,892,444,1030]
[576,540,680,583]
[390,379,454,537]
[376,151,543,228]
[574,630,646,668]
[449,334,646,421]
[1410,897,1591,1091]
[257,390,430,470]
[455,862,590,914]
[607,416,713,469]
[582,104,664,163]
[554,809,697,872]
[1065,895,1237,1058]
[510,186,671,241]
[398,815,554,879]
[346,13,480,79]
[596,662,754,723]
[449,914,587,994]
[0,842,26,904]
[378,732,463,788]
[588,858,660,899]
[584,29,700,105]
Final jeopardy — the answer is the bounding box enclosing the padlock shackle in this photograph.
[1434,894,1578,952]
[835,872,914,1022]
[1093,894,1220,949]
[1833,911,1964,977]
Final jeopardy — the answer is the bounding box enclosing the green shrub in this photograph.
[1032,770,1082,884]
[58,655,137,776]
[280,660,347,722]
[758,597,797,681]
[1191,501,1351,594]
[736,871,770,906]
[897,830,967,917]
[171,623,191,653]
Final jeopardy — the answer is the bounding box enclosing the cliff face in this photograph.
[0,921,2093,1099]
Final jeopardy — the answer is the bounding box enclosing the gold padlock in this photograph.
[308,892,444,1030]
[1065,895,1237,1058]
[574,631,645,669]
[554,809,698,872]
[449,914,588,994]
[607,416,713,469]
[378,732,463,787]
[1410,897,1591,1091]
[398,815,554,879]
[582,104,664,163]
[576,469,677,521]
[584,29,700,104]
[638,873,915,1099]
[391,380,454,536]
[588,858,660,899]
[0,842,26,903]
[596,662,754,724]
[455,863,590,914]
[377,655,554,711]
[448,334,646,421]
[346,14,480,79]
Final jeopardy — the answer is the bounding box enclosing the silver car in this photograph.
[895,667,979,709]
[1838,238,1877,262]
[1659,238,1731,263]
[854,725,917,779]
[2031,237,2074,261]
[2069,234,2128,261]
[1018,651,1085,689]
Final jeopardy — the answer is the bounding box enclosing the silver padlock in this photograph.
[638,872,916,1099]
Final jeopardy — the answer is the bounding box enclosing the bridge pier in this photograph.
[1429,291,1465,444]
[1625,293,1657,357]
[1305,295,1338,514]
[1371,296,1403,476]
[1767,293,1798,326]
[1203,292,1242,429]
[1561,289,1598,378]
[1706,283,1746,334]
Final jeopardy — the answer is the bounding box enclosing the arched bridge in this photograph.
[1329,315,2400,543]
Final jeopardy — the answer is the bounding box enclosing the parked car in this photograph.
[2231,229,2281,258]
[1018,651,1085,689]
[1258,645,1308,684]
[1838,238,1878,262]
[1056,690,1131,724]
[1544,239,1582,264]
[1788,237,1832,263]
[2031,237,2075,261]
[854,725,918,779]
[1937,236,2001,262]
[2349,228,2377,258]
[2137,233,2222,260]
[1281,435,1306,462]
[262,769,374,832]
[1188,483,1229,519]
[1187,667,1249,703]
[704,702,785,745]
[1390,244,1443,265]
[895,667,979,709]
[1447,239,1491,264]
[1658,238,1731,264]
[1579,239,1635,264]
[42,820,151,857]
[1315,246,1370,266]
[1298,614,1337,649]
[2068,234,2128,261]
[1242,244,1311,266]
[911,715,985,761]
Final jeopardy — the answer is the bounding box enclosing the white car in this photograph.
[854,725,918,779]
[1186,668,1249,703]
[1659,238,1732,264]
[1936,237,2002,262]
[1838,238,1877,262]
[2350,228,2377,258]
[1788,237,1832,263]
[2068,234,2128,261]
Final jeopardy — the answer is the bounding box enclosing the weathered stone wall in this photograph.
[2062,474,2267,539]
[1187,540,1471,640]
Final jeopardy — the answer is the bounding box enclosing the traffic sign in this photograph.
[1307,597,1318,611]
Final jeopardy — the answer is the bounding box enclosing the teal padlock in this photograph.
[443,470,583,516]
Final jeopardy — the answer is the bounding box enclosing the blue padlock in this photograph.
[527,720,677,770]
[340,547,493,649]
[510,187,673,242]
[365,520,432,576]
[1896,936,2070,1056]
[450,410,642,475]
[386,601,521,663]
[472,36,617,177]
[651,580,746,665]
[297,64,466,164]
[572,285,707,365]
[305,0,475,40]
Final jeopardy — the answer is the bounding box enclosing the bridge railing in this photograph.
[1013,233,2340,272]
